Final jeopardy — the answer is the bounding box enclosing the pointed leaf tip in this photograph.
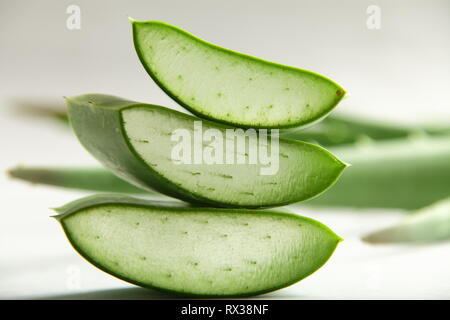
[50,214,60,220]
[6,167,17,178]
[51,206,64,214]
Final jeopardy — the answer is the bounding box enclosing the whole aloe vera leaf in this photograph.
[307,135,450,210]
[55,194,342,297]
[12,99,69,124]
[281,115,442,146]
[363,197,450,244]
[132,20,345,129]
[8,166,147,194]
[66,94,346,208]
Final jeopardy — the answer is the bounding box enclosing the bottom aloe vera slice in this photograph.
[55,195,341,297]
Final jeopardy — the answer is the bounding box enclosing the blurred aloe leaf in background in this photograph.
[306,134,450,210]
[282,115,450,147]
[8,166,148,194]
[363,197,450,244]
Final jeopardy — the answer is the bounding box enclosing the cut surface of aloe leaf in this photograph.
[66,94,346,208]
[363,197,450,244]
[55,195,341,297]
[131,20,345,129]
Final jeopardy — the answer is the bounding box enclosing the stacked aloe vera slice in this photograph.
[54,21,349,297]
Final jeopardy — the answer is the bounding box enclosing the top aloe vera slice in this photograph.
[55,194,341,297]
[66,94,346,208]
[131,20,345,129]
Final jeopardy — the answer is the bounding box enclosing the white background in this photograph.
[0,0,449,299]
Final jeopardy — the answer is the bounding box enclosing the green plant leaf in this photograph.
[8,166,147,194]
[307,135,450,209]
[281,115,448,146]
[131,20,345,129]
[55,194,342,297]
[66,94,346,208]
[363,197,450,244]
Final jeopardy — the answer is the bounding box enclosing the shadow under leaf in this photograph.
[37,287,178,300]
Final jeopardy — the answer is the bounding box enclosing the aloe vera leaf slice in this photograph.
[66,94,346,208]
[363,197,450,244]
[307,135,450,209]
[8,166,147,194]
[55,194,341,297]
[131,20,345,129]
[13,135,450,210]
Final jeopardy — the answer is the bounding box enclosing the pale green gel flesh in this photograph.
[136,23,342,127]
[63,205,339,295]
[122,107,344,207]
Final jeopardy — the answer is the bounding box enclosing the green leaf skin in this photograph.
[363,197,450,244]
[66,94,346,208]
[131,20,345,129]
[307,135,450,210]
[55,194,342,297]
[7,166,147,194]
